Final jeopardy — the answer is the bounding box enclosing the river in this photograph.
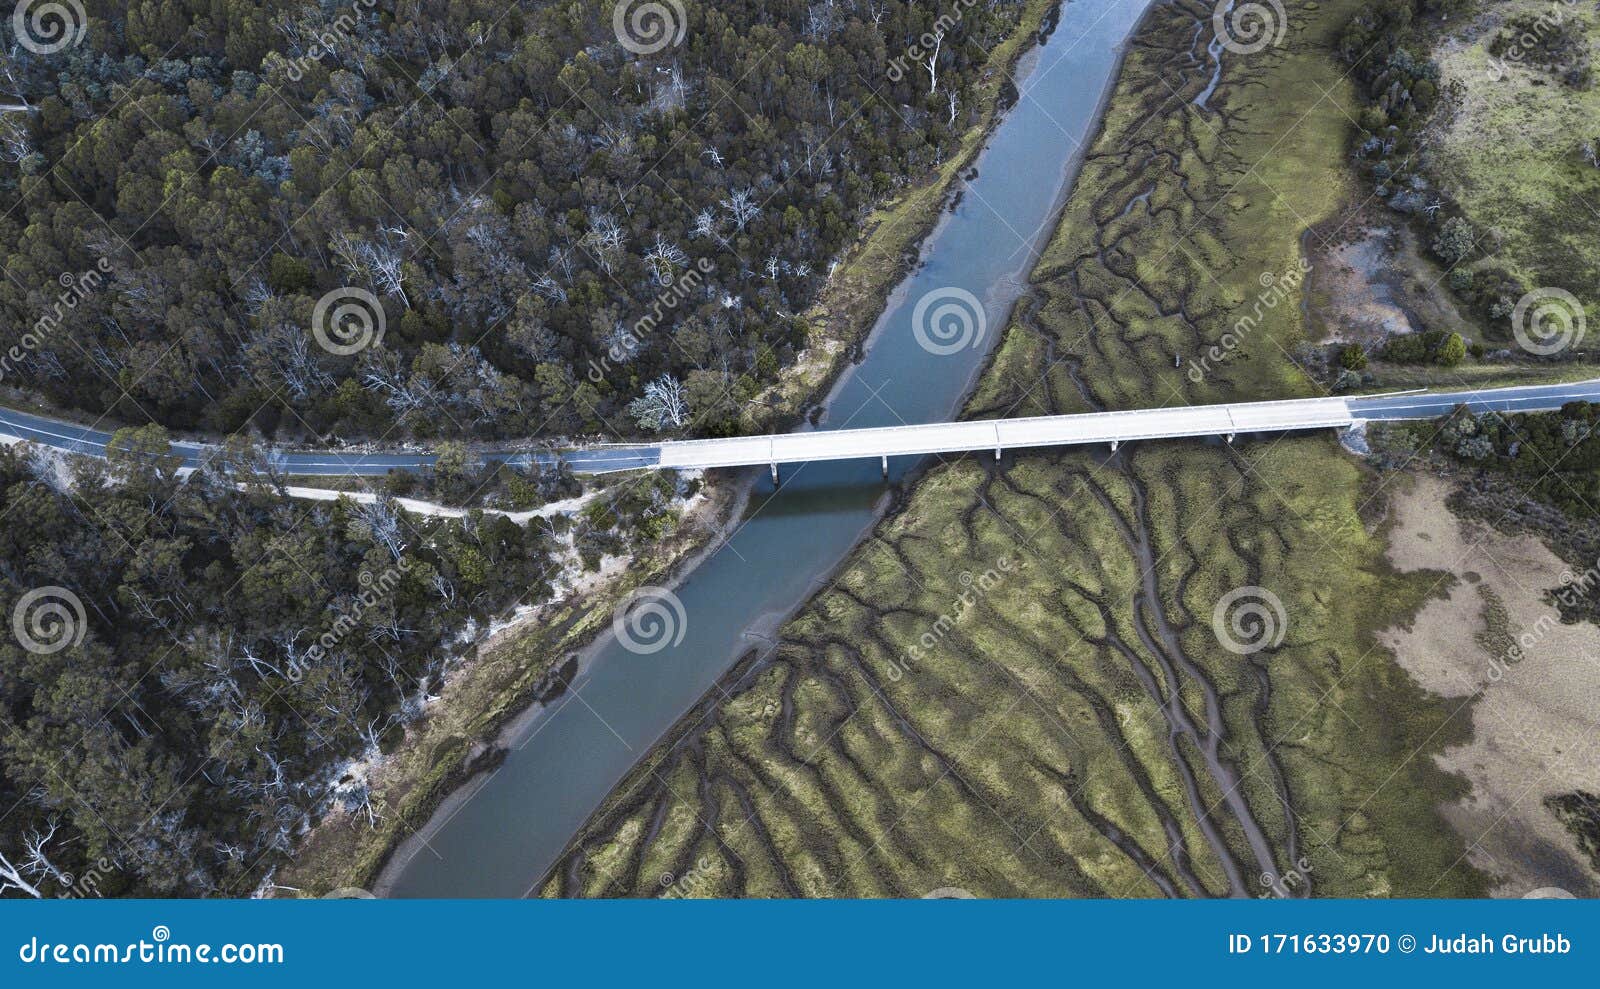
[385,0,1157,898]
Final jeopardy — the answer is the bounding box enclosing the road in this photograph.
[1346,380,1600,420]
[3,378,1597,479]
[650,378,1600,473]
[0,403,661,475]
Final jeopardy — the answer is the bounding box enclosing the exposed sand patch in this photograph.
[1381,472,1600,897]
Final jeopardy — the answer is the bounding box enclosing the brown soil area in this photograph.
[1381,472,1600,897]
[1305,215,1481,347]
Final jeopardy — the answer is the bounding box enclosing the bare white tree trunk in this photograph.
[0,850,44,899]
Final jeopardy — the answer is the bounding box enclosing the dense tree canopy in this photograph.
[0,0,1027,442]
[0,432,691,895]
[1434,402,1600,518]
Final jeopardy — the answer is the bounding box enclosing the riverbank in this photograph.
[276,0,1063,898]
[274,470,740,896]
[743,0,1064,436]
[378,0,1160,899]
[542,0,1488,898]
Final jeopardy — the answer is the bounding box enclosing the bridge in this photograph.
[614,380,1600,478]
[655,395,1356,480]
[2,380,1597,478]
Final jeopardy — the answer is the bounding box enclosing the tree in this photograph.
[1430,217,1476,265]
[629,375,690,432]
[1339,344,1369,370]
[1437,332,1467,367]
[0,846,43,898]
[720,188,761,233]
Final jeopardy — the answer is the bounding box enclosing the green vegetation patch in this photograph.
[543,0,1484,899]
[1432,0,1600,303]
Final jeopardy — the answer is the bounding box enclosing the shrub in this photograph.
[1380,329,1469,366]
[1431,216,1476,264]
[1437,332,1467,366]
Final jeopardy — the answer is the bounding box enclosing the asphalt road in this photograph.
[0,404,664,475]
[1347,379,1600,420]
[2,377,1596,478]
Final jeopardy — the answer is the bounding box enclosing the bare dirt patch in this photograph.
[1306,218,1479,346]
[1381,472,1600,897]
[1308,225,1414,344]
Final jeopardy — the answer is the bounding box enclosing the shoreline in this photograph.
[530,0,1158,897]
[369,467,755,897]
[274,465,744,896]
[285,0,1067,899]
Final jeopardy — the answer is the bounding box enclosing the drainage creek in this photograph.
[385,0,1161,898]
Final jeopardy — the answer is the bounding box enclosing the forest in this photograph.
[0,0,1026,442]
[0,0,1042,899]
[0,432,541,895]
[1433,402,1600,522]
[0,429,693,896]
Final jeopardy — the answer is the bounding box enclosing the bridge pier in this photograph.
[638,393,1389,476]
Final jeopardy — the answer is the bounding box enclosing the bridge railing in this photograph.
[655,397,1356,470]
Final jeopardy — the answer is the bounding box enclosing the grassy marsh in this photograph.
[543,0,1486,898]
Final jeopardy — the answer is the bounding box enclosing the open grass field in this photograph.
[540,0,1487,898]
[1431,0,1600,303]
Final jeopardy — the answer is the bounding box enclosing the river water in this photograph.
[387,0,1156,897]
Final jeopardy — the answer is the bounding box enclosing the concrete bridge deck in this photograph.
[653,396,1357,473]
